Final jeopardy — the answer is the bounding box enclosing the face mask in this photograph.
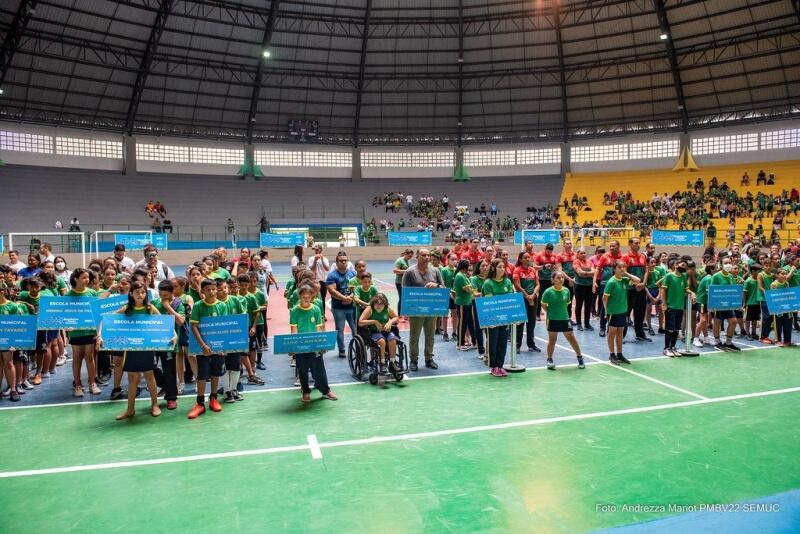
[677,266,687,274]
[55,262,66,270]
[723,263,733,273]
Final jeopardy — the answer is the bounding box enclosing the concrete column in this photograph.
[560,141,570,177]
[244,143,255,179]
[351,146,362,182]
[455,146,464,169]
[122,135,137,175]
[679,132,691,154]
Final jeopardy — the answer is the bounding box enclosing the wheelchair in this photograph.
[347,325,409,385]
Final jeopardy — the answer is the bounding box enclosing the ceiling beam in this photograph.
[0,0,38,89]
[792,0,800,23]
[246,0,281,144]
[457,0,464,146]
[352,0,373,147]
[553,3,568,142]
[124,0,174,136]
[653,0,689,133]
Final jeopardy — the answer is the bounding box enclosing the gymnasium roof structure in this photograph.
[0,0,798,145]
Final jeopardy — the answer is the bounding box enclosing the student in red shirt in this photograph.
[622,237,651,341]
[535,243,560,319]
[512,252,542,353]
[558,239,578,323]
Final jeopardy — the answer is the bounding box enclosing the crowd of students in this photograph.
[1,234,797,416]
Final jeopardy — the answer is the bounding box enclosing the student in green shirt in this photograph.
[758,259,778,343]
[246,273,267,383]
[153,279,186,410]
[66,268,101,398]
[290,284,338,402]
[693,264,714,348]
[188,278,229,419]
[482,259,514,377]
[97,280,168,420]
[643,256,664,335]
[216,279,246,403]
[659,259,695,356]
[352,272,378,317]
[358,292,400,375]
[452,260,477,351]
[743,263,762,340]
[770,270,794,346]
[439,253,458,342]
[469,260,489,357]
[603,260,641,365]
[541,272,584,370]
[784,254,800,332]
[0,286,22,402]
[709,257,741,352]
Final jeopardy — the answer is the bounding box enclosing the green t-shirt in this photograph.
[208,268,231,281]
[481,277,513,297]
[0,301,20,315]
[66,288,98,338]
[17,302,30,315]
[151,298,182,352]
[243,292,261,326]
[394,257,409,285]
[758,271,775,301]
[354,284,377,310]
[219,296,245,316]
[190,299,228,323]
[710,271,734,287]
[249,291,266,325]
[604,276,630,315]
[784,266,800,287]
[439,266,456,289]
[453,271,473,306]
[743,277,760,306]
[695,275,712,306]
[187,287,202,304]
[662,272,688,310]
[541,286,570,321]
[646,266,666,289]
[366,306,390,332]
[289,304,323,334]
[470,275,487,295]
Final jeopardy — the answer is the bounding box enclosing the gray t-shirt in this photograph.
[402,264,444,288]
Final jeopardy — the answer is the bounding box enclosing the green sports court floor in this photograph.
[1,345,799,532]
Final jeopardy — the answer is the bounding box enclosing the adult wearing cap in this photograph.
[393,248,414,320]
[308,244,331,318]
[134,245,175,282]
[113,244,136,273]
[401,248,444,371]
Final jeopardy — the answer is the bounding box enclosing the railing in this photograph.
[259,205,366,220]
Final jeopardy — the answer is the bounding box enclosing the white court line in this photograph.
[0,344,780,411]
[1,384,798,479]
[307,434,323,460]
[534,336,710,400]
[372,278,396,288]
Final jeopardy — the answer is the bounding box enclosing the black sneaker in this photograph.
[378,362,388,375]
[585,325,595,331]
[256,361,266,370]
[577,325,584,331]
[725,343,741,352]
[425,360,439,369]
[608,355,620,365]
[599,328,606,337]
[233,390,244,401]
[217,387,224,395]
[409,361,419,372]
[577,357,585,369]
[9,390,20,402]
[224,391,236,404]
[443,334,450,342]
[530,345,541,353]
[658,328,666,334]
[714,342,726,351]
[635,336,652,342]
[338,352,346,358]
[110,388,124,400]
[618,354,631,364]
[647,327,656,336]
[546,359,556,370]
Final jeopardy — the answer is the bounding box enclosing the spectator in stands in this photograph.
[152,218,162,233]
[741,172,750,186]
[406,194,413,212]
[258,215,269,233]
[490,202,497,216]
[146,200,155,217]
[113,244,136,273]
[69,217,80,231]
[757,170,767,185]
[6,250,26,273]
[162,218,173,233]
[442,195,449,212]
[226,219,235,235]
[54,220,63,230]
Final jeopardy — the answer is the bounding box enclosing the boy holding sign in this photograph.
[709,258,741,352]
[290,285,337,402]
[188,279,228,419]
[771,269,795,346]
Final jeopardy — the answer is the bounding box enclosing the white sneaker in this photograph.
[56,355,67,366]
[692,337,704,348]
[177,382,185,395]
[705,338,716,346]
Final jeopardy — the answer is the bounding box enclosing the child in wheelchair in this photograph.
[358,293,400,375]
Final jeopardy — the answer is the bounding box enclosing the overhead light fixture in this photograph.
[262,49,272,58]
[660,33,668,40]
[0,88,4,95]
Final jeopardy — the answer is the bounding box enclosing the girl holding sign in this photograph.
[771,269,794,346]
[482,259,514,377]
[540,272,585,370]
[103,274,132,401]
[290,284,337,402]
[97,281,170,420]
[67,269,101,398]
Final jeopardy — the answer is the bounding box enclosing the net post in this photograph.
[679,293,699,356]
[504,322,526,373]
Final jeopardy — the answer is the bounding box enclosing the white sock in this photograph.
[229,370,241,393]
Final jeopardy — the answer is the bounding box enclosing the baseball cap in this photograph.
[114,244,125,252]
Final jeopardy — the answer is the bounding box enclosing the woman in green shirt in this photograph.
[66,269,100,398]
[482,259,514,377]
[541,272,584,370]
[358,293,400,375]
[453,260,477,351]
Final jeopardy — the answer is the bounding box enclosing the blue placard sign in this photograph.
[259,233,305,248]
[400,287,450,317]
[150,233,168,250]
[651,229,704,247]
[188,314,249,355]
[273,331,338,355]
[513,230,561,246]
[475,293,528,327]
[0,315,38,350]
[765,287,800,315]
[388,232,433,247]
[707,285,744,311]
[100,315,176,351]
[91,294,129,327]
[114,233,151,251]
[38,296,97,331]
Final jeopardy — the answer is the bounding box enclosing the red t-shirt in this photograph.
[461,249,484,264]
[622,251,647,277]
[596,251,623,282]
[513,265,538,294]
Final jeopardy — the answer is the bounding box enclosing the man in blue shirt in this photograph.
[326,250,356,357]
